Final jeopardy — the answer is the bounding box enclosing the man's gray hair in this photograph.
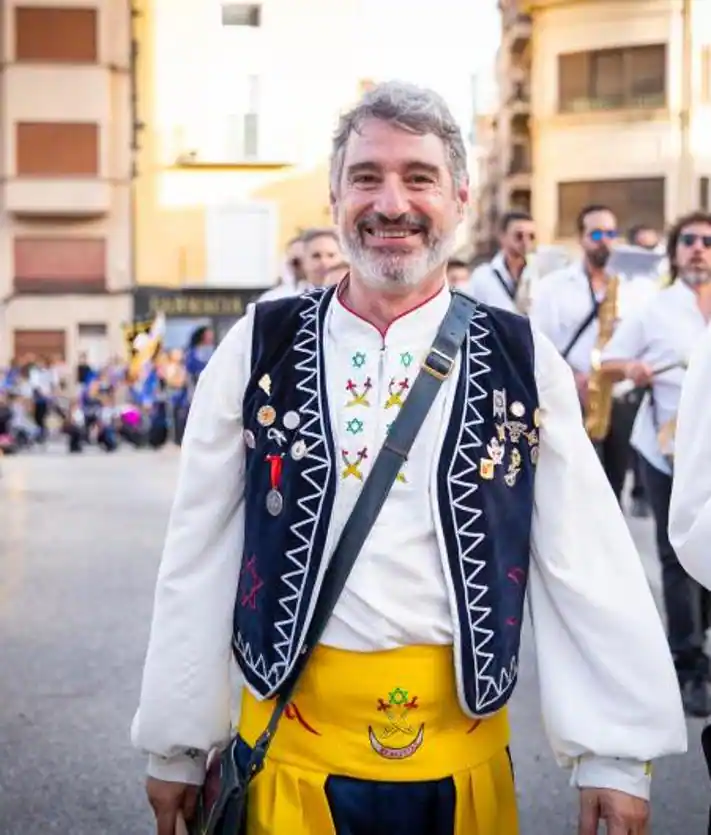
[330,80,468,197]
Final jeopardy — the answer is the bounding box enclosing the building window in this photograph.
[558,44,666,112]
[13,330,67,361]
[225,75,260,159]
[14,237,107,293]
[221,3,261,26]
[15,7,97,63]
[557,178,665,237]
[16,122,99,177]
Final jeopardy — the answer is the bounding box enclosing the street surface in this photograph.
[0,446,708,834]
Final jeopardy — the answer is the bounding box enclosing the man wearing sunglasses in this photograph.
[468,211,537,315]
[530,204,655,504]
[600,210,711,717]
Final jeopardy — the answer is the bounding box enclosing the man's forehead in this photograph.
[306,235,339,253]
[584,210,616,228]
[343,119,449,170]
[681,221,711,236]
[507,219,534,232]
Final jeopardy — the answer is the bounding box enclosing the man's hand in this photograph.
[578,787,649,835]
[147,777,199,835]
[624,361,654,388]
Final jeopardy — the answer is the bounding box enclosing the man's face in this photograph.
[633,228,659,251]
[447,265,469,288]
[500,219,536,260]
[302,235,342,286]
[332,118,468,293]
[676,221,711,286]
[580,209,618,270]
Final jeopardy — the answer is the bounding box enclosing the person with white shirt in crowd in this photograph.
[530,204,655,504]
[600,210,711,718]
[667,215,711,582]
[260,229,344,301]
[133,81,685,835]
[258,235,307,301]
[619,224,664,519]
[468,211,536,315]
[445,257,470,290]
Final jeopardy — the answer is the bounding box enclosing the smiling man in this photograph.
[133,81,686,835]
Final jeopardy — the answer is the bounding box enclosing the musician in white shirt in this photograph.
[468,211,536,314]
[668,213,711,588]
[530,205,657,504]
[600,211,711,718]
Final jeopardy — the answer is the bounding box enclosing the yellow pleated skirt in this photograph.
[237,644,519,835]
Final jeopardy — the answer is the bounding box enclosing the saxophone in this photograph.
[585,275,620,441]
[514,257,533,316]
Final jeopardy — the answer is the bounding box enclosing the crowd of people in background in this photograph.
[0,328,216,458]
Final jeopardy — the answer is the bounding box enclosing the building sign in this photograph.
[133,286,263,321]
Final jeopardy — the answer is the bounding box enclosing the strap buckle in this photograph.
[422,347,455,381]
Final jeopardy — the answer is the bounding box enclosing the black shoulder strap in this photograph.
[492,268,517,302]
[245,290,477,773]
[561,273,600,360]
[561,305,599,360]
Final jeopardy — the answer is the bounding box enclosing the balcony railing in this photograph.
[559,92,666,114]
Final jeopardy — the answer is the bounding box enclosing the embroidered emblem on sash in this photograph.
[385,378,409,409]
[346,378,372,407]
[369,687,424,759]
[346,418,364,435]
[341,447,368,480]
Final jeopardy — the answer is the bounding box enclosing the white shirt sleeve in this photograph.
[528,329,687,799]
[600,309,646,362]
[669,321,711,590]
[528,278,561,347]
[131,310,254,784]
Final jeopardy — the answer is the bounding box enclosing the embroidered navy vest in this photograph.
[234,287,539,717]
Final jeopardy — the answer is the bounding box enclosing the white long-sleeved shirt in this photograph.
[132,285,687,797]
[530,262,657,375]
[669,319,711,588]
[601,281,707,476]
[468,252,531,315]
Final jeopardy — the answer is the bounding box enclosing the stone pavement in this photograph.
[0,446,708,834]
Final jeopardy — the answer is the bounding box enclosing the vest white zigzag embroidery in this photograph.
[234,290,333,691]
[445,307,518,712]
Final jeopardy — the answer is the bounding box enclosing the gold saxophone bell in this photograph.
[584,275,619,442]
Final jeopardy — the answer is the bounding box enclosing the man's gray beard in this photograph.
[339,229,458,292]
[680,267,711,287]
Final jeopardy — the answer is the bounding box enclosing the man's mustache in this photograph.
[356,212,431,234]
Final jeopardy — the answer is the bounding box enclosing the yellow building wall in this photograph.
[132,0,335,289]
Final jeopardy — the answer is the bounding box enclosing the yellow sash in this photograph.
[238,644,518,835]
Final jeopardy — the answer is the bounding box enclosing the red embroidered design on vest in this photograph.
[240,556,264,609]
